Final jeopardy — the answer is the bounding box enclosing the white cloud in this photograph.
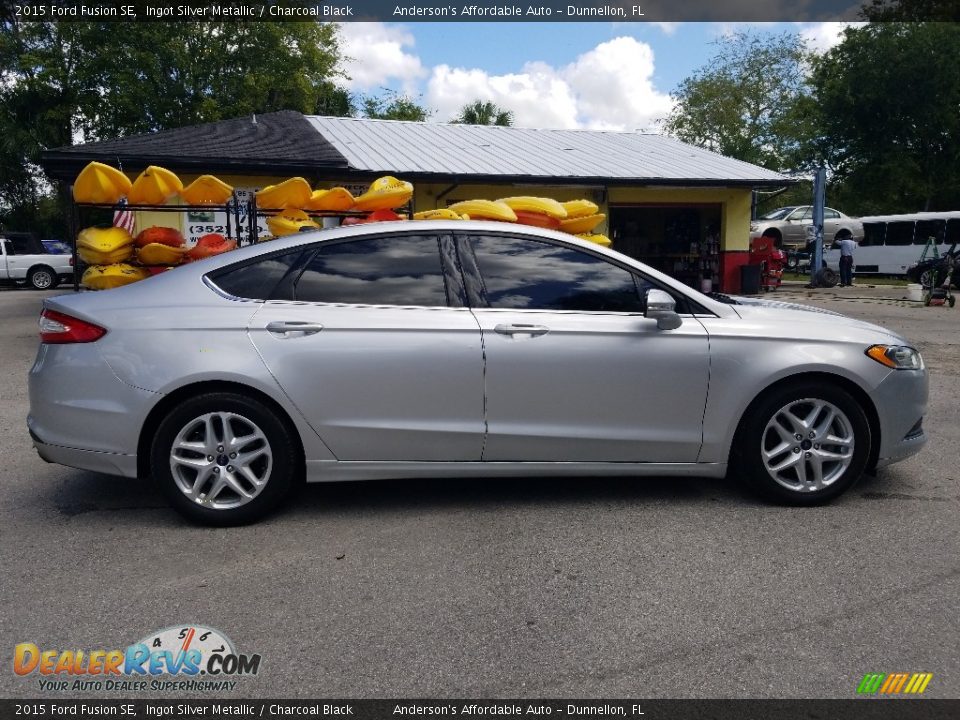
[798,22,865,52]
[337,23,426,94]
[425,37,674,131]
[651,22,679,36]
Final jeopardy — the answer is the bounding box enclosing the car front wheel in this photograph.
[735,383,871,504]
[151,392,299,525]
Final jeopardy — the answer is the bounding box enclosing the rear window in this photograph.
[293,235,448,306]
[207,250,305,300]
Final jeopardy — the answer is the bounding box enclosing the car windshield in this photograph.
[760,207,797,220]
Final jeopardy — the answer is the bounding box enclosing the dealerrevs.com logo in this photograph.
[13,625,261,693]
[857,672,934,695]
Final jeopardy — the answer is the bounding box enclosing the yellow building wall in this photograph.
[413,182,752,252]
[607,186,752,252]
[114,168,751,253]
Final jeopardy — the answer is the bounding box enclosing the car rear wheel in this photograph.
[734,383,871,504]
[151,392,299,525]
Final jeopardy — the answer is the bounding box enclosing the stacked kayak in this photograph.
[128,166,183,205]
[181,175,234,205]
[256,177,312,210]
[77,227,135,265]
[78,224,238,290]
[498,196,567,229]
[73,162,132,204]
[266,208,320,237]
[73,161,235,207]
[351,176,413,212]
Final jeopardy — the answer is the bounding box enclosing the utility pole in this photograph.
[809,168,827,288]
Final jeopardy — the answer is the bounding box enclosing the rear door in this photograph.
[457,232,710,463]
[247,232,485,462]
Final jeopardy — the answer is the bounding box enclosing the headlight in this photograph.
[866,345,923,370]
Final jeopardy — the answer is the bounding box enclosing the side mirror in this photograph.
[645,289,682,330]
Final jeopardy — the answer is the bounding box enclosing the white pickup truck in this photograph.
[0,233,74,290]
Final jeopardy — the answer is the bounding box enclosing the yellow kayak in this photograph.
[447,199,517,223]
[413,209,468,221]
[127,166,183,205]
[77,226,134,253]
[352,176,414,212]
[181,175,234,205]
[560,213,606,234]
[137,243,187,266]
[576,233,612,248]
[82,264,151,290]
[256,177,312,210]
[562,199,599,219]
[73,162,132,204]
[305,187,355,212]
[498,196,567,219]
[78,244,134,266]
[266,208,320,237]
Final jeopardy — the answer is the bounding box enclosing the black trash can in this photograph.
[740,264,762,295]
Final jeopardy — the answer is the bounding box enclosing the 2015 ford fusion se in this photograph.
[28,221,928,525]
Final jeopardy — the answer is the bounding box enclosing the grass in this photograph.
[781,272,908,287]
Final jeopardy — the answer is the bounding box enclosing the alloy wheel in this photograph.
[169,412,273,510]
[760,398,855,492]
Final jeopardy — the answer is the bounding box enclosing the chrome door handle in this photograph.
[494,323,549,337]
[265,321,324,337]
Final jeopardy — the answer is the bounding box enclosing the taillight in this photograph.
[39,309,106,344]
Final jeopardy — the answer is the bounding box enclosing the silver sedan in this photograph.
[28,221,927,524]
[750,206,864,249]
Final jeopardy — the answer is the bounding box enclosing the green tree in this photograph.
[452,100,514,126]
[361,90,431,121]
[860,0,960,20]
[660,32,811,171]
[314,81,357,117]
[809,22,960,212]
[0,20,343,234]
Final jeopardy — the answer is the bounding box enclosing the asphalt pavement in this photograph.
[1,284,957,700]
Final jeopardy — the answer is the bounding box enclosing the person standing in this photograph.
[839,235,856,287]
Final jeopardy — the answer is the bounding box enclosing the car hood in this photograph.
[725,295,910,345]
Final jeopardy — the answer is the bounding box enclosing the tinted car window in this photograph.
[468,235,643,313]
[208,250,304,300]
[792,208,812,221]
[294,235,448,306]
[824,209,840,219]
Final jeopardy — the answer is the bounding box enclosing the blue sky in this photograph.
[336,22,853,130]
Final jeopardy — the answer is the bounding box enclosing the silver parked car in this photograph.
[750,206,864,250]
[28,221,927,525]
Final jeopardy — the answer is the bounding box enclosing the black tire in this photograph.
[732,382,871,505]
[29,266,58,290]
[817,267,839,287]
[151,392,300,525]
[918,268,943,289]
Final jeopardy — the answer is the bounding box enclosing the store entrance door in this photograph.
[609,204,722,292]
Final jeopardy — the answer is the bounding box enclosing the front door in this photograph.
[458,233,710,462]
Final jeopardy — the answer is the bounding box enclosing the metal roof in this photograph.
[307,116,789,186]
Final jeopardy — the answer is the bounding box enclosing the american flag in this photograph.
[113,198,136,234]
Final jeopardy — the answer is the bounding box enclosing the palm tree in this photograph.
[452,100,514,126]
